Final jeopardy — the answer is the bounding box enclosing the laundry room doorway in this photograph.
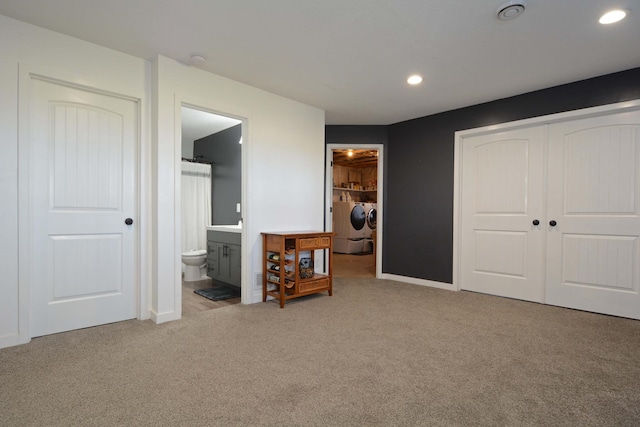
[326,144,383,278]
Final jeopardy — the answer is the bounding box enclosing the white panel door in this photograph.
[30,77,137,337]
[546,111,640,319]
[460,126,546,302]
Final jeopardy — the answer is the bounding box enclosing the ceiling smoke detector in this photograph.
[496,0,527,20]
[189,55,206,67]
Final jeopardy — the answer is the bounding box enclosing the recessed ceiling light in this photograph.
[407,75,423,85]
[599,9,627,24]
[496,0,527,21]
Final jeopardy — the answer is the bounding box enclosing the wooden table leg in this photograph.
[279,282,285,308]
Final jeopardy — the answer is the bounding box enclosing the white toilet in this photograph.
[181,250,207,281]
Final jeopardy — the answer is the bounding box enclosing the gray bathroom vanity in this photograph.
[206,226,241,288]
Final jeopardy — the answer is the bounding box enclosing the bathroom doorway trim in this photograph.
[174,95,249,317]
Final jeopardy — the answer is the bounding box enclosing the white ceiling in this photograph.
[1,0,638,125]
[181,107,241,144]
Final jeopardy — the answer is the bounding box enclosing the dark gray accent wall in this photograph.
[193,124,242,225]
[325,125,389,146]
[327,67,640,284]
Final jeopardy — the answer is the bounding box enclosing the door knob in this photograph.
[125,218,133,225]
[532,219,540,226]
[549,220,557,227]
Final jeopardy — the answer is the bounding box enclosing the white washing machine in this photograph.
[333,201,367,254]
[333,201,367,239]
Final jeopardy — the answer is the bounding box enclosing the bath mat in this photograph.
[194,285,241,301]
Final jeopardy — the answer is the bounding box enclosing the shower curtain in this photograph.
[181,161,212,252]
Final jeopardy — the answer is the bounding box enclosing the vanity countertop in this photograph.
[206,225,242,233]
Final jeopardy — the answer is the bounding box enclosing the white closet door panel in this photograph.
[52,105,123,210]
[474,230,527,277]
[561,234,635,290]
[460,126,545,302]
[546,111,640,319]
[50,234,122,299]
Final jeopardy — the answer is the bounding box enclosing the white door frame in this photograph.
[453,99,640,292]
[17,63,147,346]
[174,96,250,314]
[325,143,384,277]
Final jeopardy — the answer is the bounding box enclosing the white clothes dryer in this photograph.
[363,203,377,237]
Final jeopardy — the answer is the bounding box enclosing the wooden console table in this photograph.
[262,231,333,308]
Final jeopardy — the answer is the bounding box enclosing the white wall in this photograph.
[0,15,149,347]
[0,15,326,347]
[181,138,194,159]
[152,56,325,322]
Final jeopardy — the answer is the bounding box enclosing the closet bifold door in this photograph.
[460,126,546,302]
[545,110,640,320]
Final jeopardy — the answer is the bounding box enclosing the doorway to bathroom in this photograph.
[180,106,243,315]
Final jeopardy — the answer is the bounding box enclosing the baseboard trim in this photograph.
[149,309,180,324]
[0,334,30,349]
[252,289,264,304]
[380,273,457,292]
